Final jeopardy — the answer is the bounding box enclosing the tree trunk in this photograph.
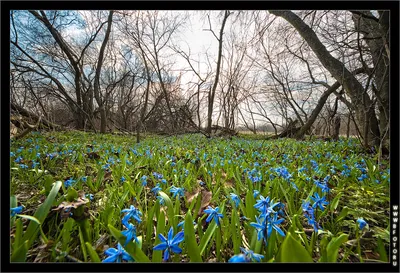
[269,10,381,147]
[93,11,114,133]
[351,11,389,147]
[206,11,231,137]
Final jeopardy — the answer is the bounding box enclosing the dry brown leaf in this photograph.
[104,170,112,181]
[185,186,201,204]
[199,189,212,214]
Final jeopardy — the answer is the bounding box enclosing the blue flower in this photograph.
[102,243,134,263]
[267,213,285,237]
[254,195,279,216]
[151,184,162,195]
[81,176,87,183]
[153,227,185,261]
[229,193,241,208]
[120,176,126,183]
[253,190,260,198]
[121,205,142,225]
[121,222,138,246]
[228,254,250,263]
[141,175,148,186]
[161,179,167,184]
[310,192,329,211]
[86,194,94,201]
[250,215,267,242]
[254,195,270,213]
[357,218,367,230]
[64,178,76,188]
[14,156,23,163]
[358,174,368,181]
[314,180,330,193]
[240,247,264,262]
[177,220,196,230]
[170,186,184,199]
[10,205,23,216]
[157,195,165,205]
[153,172,163,180]
[204,206,224,226]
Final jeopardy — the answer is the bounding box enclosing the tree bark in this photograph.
[93,11,114,133]
[206,11,231,137]
[269,10,380,147]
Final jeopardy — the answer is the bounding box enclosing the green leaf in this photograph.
[153,210,165,262]
[376,236,388,262]
[85,242,101,262]
[79,227,88,262]
[10,195,17,228]
[276,232,313,262]
[11,240,28,262]
[326,233,348,262]
[108,224,150,262]
[12,219,23,254]
[330,193,342,211]
[158,191,176,230]
[336,206,349,222]
[22,180,62,249]
[184,211,202,262]
[16,214,41,225]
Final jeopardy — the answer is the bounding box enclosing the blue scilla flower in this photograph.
[267,213,285,237]
[357,218,367,230]
[253,190,260,198]
[240,247,264,262]
[120,176,126,183]
[14,156,23,163]
[177,220,196,230]
[229,193,241,208]
[102,243,134,263]
[10,152,15,157]
[250,215,267,242]
[121,205,142,225]
[170,186,184,199]
[10,205,23,216]
[81,176,87,183]
[157,195,165,205]
[64,178,76,188]
[86,194,94,201]
[228,254,250,263]
[153,172,163,180]
[153,227,185,261]
[314,180,330,193]
[121,222,138,246]
[358,174,368,181]
[141,175,148,186]
[204,206,224,226]
[151,184,162,195]
[311,192,329,211]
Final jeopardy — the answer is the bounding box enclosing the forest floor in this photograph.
[10,131,390,263]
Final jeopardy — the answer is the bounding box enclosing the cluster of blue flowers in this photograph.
[103,205,143,263]
[228,247,264,263]
[246,168,262,183]
[250,195,285,244]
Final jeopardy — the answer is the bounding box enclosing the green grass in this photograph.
[9,130,390,263]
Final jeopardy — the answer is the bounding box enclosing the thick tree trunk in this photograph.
[351,11,390,146]
[269,10,381,147]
